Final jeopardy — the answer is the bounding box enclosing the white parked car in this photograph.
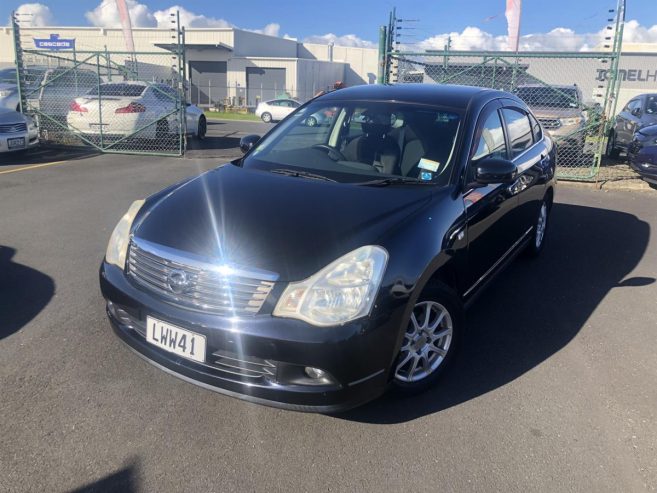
[67,81,206,140]
[0,108,38,153]
[255,99,300,123]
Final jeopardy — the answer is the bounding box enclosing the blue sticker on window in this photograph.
[420,171,433,181]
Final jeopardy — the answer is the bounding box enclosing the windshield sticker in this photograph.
[420,171,433,181]
[418,158,440,172]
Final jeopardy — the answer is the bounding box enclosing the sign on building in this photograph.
[33,34,75,51]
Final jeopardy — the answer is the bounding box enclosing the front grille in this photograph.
[0,123,27,133]
[538,118,561,129]
[127,239,276,316]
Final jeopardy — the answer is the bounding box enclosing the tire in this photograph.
[606,131,620,159]
[525,195,551,257]
[261,112,272,123]
[306,116,317,127]
[196,116,206,140]
[392,282,463,394]
[155,119,169,140]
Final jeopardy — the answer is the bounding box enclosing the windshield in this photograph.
[243,101,461,184]
[517,86,580,109]
[87,84,146,97]
[0,68,16,84]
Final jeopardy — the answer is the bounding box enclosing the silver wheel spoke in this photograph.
[429,311,446,331]
[408,355,419,377]
[410,313,420,335]
[396,352,413,372]
[431,328,452,342]
[422,304,431,329]
[428,344,447,357]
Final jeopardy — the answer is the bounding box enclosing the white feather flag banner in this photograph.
[115,0,135,52]
[505,0,522,51]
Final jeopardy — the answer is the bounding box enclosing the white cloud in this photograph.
[247,23,281,37]
[85,0,156,28]
[152,5,231,28]
[14,3,54,27]
[622,19,657,44]
[304,33,376,48]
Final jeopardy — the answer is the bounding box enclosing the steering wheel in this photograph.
[312,144,346,161]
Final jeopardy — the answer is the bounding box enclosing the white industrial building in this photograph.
[0,25,379,106]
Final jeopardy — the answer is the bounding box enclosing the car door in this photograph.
[269,101,285,120]
[463,100,521,296]
[616,98,642,146]
[500,103,549,242]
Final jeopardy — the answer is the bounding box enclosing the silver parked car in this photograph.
[0,108,38,153]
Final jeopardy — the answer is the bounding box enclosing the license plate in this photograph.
[146,316,206,363]
[7,137,25,149]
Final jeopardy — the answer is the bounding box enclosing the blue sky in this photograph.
[4,0,656,49]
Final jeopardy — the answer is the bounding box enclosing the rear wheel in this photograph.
[525,196,551,257]
[606,130,620,159]
[306,116,318,127]
[261,112,272,123]
[393,282,462,393]
[155,119,169,140]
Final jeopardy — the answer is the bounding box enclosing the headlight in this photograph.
[273,245,388,327]
[105,199,145,269]
[560,117,583,126]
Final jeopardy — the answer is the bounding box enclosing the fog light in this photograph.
[304,367,326,379]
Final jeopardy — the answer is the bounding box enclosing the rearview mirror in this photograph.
[475,158,517,185]
[240,134,260,154]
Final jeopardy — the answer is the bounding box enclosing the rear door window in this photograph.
[501,108,533,158]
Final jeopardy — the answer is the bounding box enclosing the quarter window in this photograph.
[502,108,533,158]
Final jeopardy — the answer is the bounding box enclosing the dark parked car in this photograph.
[628,124,657,186]
[607,93,657,158]
[100,84,557,412]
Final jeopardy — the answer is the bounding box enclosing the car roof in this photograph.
[316,83,505,109]
[517,84,578,90]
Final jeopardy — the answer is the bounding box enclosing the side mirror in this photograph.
[239,134,260,154]
[475,158,517,185]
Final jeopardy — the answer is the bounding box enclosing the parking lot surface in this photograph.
[1,120,656,492]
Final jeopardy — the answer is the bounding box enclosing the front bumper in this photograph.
[0,131,38,153]
[100,262,398,412]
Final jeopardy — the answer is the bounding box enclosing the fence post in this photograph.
[11,12,25,114]
[377,25,387,84]
[96,53,103,149]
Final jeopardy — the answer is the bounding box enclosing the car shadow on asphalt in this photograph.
[339,202,653,424]
[0,146,99,167]
[69,459,139,493]
[0,246,55,340]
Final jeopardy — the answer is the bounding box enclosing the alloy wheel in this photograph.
[394,301,453,383]
[535,202,548,249]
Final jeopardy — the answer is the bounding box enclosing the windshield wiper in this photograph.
[357,176,434,187]
[269,168,336,182]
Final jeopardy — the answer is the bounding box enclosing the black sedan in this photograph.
[628,124,657,186]
[607,93,657,158]
[100,84,556,412]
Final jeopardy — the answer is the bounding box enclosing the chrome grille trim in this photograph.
[0,123,27,133]
[211,350,277,379]
[538,118,561,129]
[127,237,276,316]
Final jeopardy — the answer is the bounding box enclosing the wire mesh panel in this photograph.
[393,52,618,180]
[11,14,186,156]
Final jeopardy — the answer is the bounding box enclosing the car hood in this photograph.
[0,108,27,124]
[530,106,583,119]
[637,124,657,138]
[133,164,435,281]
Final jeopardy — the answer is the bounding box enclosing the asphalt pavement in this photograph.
[1,120,656,492]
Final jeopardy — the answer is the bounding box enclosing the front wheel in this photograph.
[393,283,463,393]
[196,115,206,140]
[261,112,272,123]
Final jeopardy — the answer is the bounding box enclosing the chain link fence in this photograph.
[11,14,186,156]
[392,52,618,180]
[382,3,627,182]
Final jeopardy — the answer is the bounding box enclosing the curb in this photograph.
[559,178,654,192]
